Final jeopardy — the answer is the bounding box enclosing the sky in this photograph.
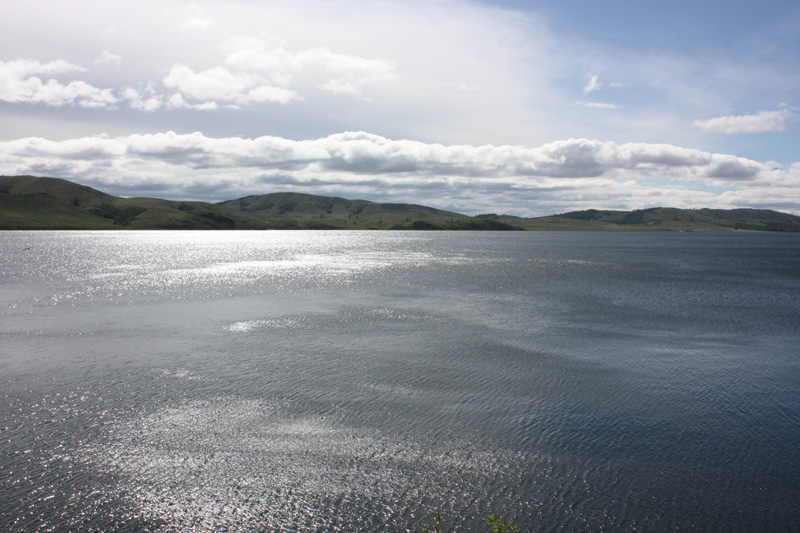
[1,0,799,216]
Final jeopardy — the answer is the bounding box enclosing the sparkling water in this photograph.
[2,231,799,531]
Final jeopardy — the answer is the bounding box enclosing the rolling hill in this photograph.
[493,207,800,232]
[217,192,520,230]
[0,175,278,230]
[2,175,799,232]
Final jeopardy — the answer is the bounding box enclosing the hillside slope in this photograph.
[2,175,799,231]
[218,192,520,230]
[503,207,800,232]
[0,176,282,230]
[0,176,518,230]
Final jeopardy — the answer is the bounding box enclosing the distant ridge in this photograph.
[2,175,799,231]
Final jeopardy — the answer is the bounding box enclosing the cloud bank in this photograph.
[693,110,792,134]
[2,132,797,216]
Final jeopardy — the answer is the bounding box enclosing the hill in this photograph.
[0,176,518,230]
[498,207,800,232]
[0,176,280,230]
[1,175,799,231]
[217,192,519,230]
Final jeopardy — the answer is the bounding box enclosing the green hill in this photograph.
[503,207,800,232]
[0,176,282,230]
[218,192,519,230]
[0,176,519,230]
[2,175,799,231]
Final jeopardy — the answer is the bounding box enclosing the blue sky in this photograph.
[1,0,798,216]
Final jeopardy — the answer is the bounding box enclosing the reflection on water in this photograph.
[2,230,799,532]
[72,395,539,532]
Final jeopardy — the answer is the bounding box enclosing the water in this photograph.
[1,230,799,532]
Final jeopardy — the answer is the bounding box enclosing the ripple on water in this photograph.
[222,306,436,334]
[223,317,308,333]
[66,395,545,532]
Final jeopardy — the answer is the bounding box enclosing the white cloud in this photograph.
[583,75,601,95]
[162,64,300,106]
[120,84,162,111]
[0,132,764,179]
[693,109,792,134]
[225,39,396,98]
[577,101,621,109]
[95,50,123,66]
[4,58,86,77]
[579,75,624,108]
[164,92,220,111]
[1,131,797,215]
[0,59,117,108]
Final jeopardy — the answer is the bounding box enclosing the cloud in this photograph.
[704,156,761,180]
[583,75,601,95]
[4,58,86,77]
[577,101,621,109]
[120,84,162,111]
[2,131,797,215]
[225,38,397,98]
[94,50,123,66]
[126,37,399,110]
[693,109,792,134]
[0,131,763,179]
[0,59,117,108]
[162,64,300,106]
[0,35,394,114]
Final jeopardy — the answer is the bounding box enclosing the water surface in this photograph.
[2,231,799,531]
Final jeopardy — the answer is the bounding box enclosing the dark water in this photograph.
[1,230,799,532]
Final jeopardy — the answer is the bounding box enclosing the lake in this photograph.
[1,230,799,532]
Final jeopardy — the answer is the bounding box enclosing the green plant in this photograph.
[488,514,519,533]
[420,513,519,533]
[421,512,449,533]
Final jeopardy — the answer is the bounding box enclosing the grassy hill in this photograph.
[2,175,799,231]
[0,176,519,230]
[497,207,800,232]
[0,176,284,230]
[218,192,519,230]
